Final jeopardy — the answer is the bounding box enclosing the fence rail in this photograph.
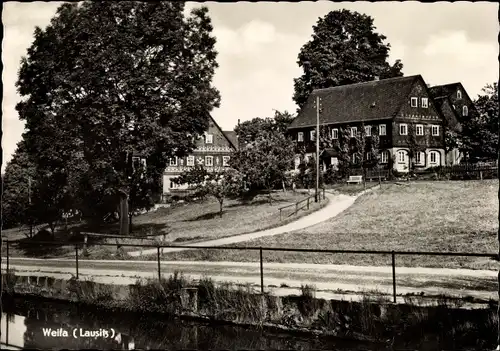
[2,239,497,304]
[278,188,326,221]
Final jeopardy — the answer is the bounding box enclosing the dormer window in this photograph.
[462,105,468,117]
[421,98,428,108]
[411,97,418,107]
[205,134,213,144]
[457,90,462,99]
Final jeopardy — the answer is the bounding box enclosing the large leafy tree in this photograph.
[234,110,295,146]
[182,169,244,217]
[1,140,37,231]
[231,132,295,202]
[16,2,220,235]
[293,9,404,109]
[464,82,498,161]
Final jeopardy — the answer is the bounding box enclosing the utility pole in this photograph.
[28,176,33,237]
[315,95,321,203]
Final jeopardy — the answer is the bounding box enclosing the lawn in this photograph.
[2,190,328,259]
[161,180,499,270]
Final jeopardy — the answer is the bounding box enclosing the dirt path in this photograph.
[128,190,364,257]
[3,257,497,303]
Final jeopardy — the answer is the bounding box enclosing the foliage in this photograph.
[293,9,404,109]
[15,2,220,235]
[172,165,211,199]
[1,140,37,230]
[295,155,324,190]
[174,167,244,217]
[234,110,295,146]
[231,132,295,201]
[462,82,498,161]
[405,124,426,176]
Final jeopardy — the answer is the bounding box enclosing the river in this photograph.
[2,296,388,350]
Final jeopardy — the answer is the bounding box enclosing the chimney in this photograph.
[374,76,380,81]
[237,119,240,126]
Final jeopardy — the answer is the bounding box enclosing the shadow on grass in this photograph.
[184,211,226,221]
[10,223,169,258]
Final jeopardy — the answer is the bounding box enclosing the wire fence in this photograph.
[2,239,497,304]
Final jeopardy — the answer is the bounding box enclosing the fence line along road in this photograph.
[2,239,497,304]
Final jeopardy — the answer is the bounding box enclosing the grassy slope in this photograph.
[163,180,498,270]
[3,190,327,258]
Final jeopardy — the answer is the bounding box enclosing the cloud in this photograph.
[213,20,278,56]
[423,31,496,67]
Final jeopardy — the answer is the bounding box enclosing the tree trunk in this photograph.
[497,82,500,349]
[119,192,130,236]
[129,212,133,234]
[219,199,223,218]
[282,180,286,192]
[49,222,55,238]
[363,167,366,189]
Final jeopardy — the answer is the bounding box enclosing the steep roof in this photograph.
[223,131,239,150]
[428,83,462,98]
[432,95,463,132]
[288,75,422,129]
[206,114,238,151]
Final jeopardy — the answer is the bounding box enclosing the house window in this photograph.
[364,125,371,136]
[310,130,316,141]
[457,90,462,99]
[380,151,389,164]
[379,124,387,136]
[352,154,358,164]
[205,134,213,144]
[331,128,339,139]
[411,97,418,107]
[462,106,468,117]
[205,156,213,167]
[350,127,357,138]
[169,157,178,166]
[398,151,406,163]
[399,124,408,136]
[366,152,372,160]
[416,124,424,136]
[421,98,428,108]
[187,156,194,166]
[222,156,230,167]
[430,151,439,164]
[297,132,304,142]
[431,125,439,136]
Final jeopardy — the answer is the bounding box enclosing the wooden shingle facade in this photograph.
[288,75,448,173]
[162,115,238,195]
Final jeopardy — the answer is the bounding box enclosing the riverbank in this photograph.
[1,272,497,349]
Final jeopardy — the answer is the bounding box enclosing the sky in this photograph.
[2,1,498,172]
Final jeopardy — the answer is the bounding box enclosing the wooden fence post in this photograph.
[307,197,310,210]
[295,202,298,215]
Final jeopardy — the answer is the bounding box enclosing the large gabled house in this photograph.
[288,75,447,173]
[429,82,477,165]
[162,115,239,197]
